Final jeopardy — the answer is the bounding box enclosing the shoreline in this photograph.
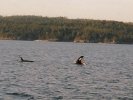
[0,39,132,44]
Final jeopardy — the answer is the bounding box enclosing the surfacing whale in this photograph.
[19,57,34,62]
[75,56,86,65]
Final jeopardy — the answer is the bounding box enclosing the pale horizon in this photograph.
[0,0,133,22]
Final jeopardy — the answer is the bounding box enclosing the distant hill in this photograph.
[0,15,133,44]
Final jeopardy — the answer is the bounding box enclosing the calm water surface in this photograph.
[0,40,133,100]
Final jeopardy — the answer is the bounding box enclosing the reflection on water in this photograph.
[0,40,133,100]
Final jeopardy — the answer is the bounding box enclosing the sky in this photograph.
[0,0,133,22]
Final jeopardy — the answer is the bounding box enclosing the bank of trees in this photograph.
[0,16,133,43]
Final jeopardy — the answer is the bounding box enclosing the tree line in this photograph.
[0,15,133,44]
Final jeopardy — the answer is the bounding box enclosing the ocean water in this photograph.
[0,40,133,100]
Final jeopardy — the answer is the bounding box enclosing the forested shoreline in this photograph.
[0,15,133,44]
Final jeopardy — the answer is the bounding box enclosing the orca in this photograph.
[19,57,34,62]
[75,56,86,65]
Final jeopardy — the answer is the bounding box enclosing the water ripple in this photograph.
[0,41,133,100]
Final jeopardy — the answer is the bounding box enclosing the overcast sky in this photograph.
[0,0,133,22]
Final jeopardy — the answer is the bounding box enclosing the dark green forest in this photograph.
[0,15,133,44]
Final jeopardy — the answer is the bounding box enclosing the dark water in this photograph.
[0,40,133,100]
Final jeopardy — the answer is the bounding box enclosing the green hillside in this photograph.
[0,16,133,44]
